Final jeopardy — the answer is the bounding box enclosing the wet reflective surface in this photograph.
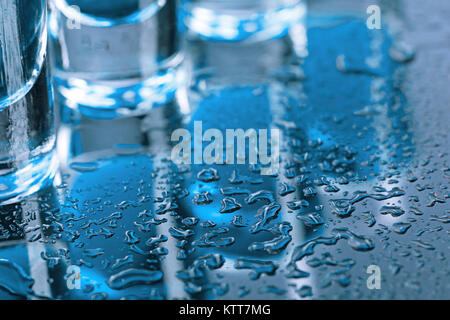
[0,0,449,299]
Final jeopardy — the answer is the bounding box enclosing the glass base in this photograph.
[180,0,307,42]
[54,62,185,120]
[0,150,58,205]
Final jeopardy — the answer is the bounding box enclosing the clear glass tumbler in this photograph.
[0,0,57,204]
[48,0,183,119]
[179,0,307,42]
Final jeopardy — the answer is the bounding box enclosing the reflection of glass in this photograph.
[174,0,417,298]
[179,0,307,42]
[0,0,57,204]
[48,0,183,119]
[54,103,189,299]
[0,187,60,299]
[172,27,313,298]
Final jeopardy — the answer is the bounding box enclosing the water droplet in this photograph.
[279,182,295,196]
[83,248,105,258]
[220,197,242,213]
[145,235,168,248]
[250,202,281,234]
[245,190,275,204]
[296,212,324,227]
[248,222,292,254]
[392,222,411,234]
[231,215,248,227]
[380,205,405,217]
[234,258,278,280]
[107,269,163,290]
[124,230,140,244]
[220,187,251,196]
[193,227,235,248]
[411,240,435,251]
[389,41,415,63]
[287,200,310,210]
[181,217,200,227]
[197,168,220,182]
[176,254,225,281]
[0,259,34,298]
[169,227,195,239]
[296,285,313,298]
[193,192,213,205]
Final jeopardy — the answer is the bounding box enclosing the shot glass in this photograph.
[179,0,307,42]
[48,0,184,119]
[0,0,57,204]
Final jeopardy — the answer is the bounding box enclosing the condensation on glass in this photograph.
[0,0,57,204]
